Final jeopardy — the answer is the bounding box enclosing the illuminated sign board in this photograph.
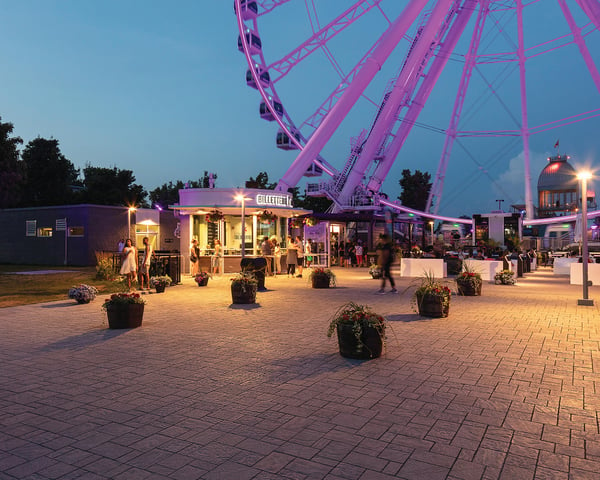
[255,193,293,208]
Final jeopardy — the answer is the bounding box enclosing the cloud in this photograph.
[492,150,549,204]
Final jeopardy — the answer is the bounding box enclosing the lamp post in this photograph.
[235,194,250,258]
[127,206,136,240]
[429,221,434,245]
[577,171,593,306]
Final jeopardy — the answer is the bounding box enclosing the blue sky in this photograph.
[1,1,599,217]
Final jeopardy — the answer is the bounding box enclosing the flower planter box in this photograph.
[456,279,482,296]
[196,277,209,287]
[231,283,257,304]
[416,292,450,318]
[336,323,383,359]
[76,299,91,304]
[106,304,144,329]
[155,284,166,293]
[311,275,330,289]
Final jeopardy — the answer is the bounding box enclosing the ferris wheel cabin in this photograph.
[237,30,262,56]
[276,129,300,150]
[246,66,270,90]
[234,1,258,20]
[259,99,283,121]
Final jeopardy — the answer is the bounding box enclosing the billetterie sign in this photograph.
[255,193,293,208]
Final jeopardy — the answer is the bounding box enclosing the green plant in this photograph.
[95,251,116,280]
[494,269,515,285]
[230,272,258,293]
[456,261,482,286]
[102,292,146,310]
[307,267,336,286]
[68,284,98,303]
[258,210,277,224]
[327,302,386,353]
[149,275,172,288]
[368,262,382,277]
[205,210,224,223]
[412,271,451,312]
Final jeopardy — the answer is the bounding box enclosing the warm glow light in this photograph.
[128,206,137,213]
[577,171,592,181]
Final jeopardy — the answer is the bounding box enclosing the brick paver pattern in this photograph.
[0,267,599,479]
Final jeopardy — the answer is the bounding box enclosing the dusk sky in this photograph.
[1,1,599,217]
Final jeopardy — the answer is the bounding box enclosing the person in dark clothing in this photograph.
[376,234,397,294]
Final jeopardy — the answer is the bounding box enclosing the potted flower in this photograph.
[368,262,382,279]
[230,272,258,304]
[455,262,482,296]
[304,216,319,227]
[205,210,224,223]
[149,275,172,293]
[258,210,277,224]
[68,284,99,304]
[413,271,451,318]
[308,267,336,288]
[494,269,516,285]
[102,292,146,329]
[195,271,210,287]
[327,302,386,359]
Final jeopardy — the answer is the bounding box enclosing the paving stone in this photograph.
[1,268,599,479]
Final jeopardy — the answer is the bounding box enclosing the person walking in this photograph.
[120,238,137,291]
[139,236,153,290]
[376,234,397,294]
[295,236,304,277]
[286,235,298,277]
[190,239,200,276]
[355,241,364,267]
[305,238,313,268]
[272,238,282,274]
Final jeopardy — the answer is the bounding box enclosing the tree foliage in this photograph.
[21,137,79,206]
[0,118,24,208]
[398,169,432,211]
[149,172,217,208]
[81,166,148,207]
[245,171,276,189]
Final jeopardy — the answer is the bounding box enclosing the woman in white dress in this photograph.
[120,239,137,290]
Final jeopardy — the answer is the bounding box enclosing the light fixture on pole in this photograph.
[429,220,434,245]
[235,193,251,258]
[577,171,593,306]
[127,206,136,240]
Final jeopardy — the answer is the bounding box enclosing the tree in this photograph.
[81,166,148,207]
[245,171,276,189]
[398,169,432,211]
[0,118,24,208]
[20,137,80,206]
[149,172,217,208]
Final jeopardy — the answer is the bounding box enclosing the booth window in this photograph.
[25,220,36,237]
[38,227,53,237]
[68,226,85,237]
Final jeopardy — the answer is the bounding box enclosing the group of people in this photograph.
[118,237,154,291]
[190,239,222,276]
[259,235,313,277]
[331,240,366,267]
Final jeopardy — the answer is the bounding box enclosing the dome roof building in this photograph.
[537,154,579,218]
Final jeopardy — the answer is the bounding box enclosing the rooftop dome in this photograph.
[537,154,577,191]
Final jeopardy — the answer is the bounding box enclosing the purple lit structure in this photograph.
[235,0,600,229]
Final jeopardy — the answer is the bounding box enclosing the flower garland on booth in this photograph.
[258,210,278,224]
[205,210,224,223]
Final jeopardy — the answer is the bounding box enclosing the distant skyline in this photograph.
[1,1,598,217]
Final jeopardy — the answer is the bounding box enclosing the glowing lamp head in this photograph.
[577,171,592,181]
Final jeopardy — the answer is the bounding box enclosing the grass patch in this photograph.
[0,266,124,308]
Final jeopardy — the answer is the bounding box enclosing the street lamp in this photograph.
[577,171,593,306]
[429,221,434,245]
[235,194,251,258]
[127,206,136,240]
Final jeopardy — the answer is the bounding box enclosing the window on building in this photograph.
[68,226,85,237]
[38,227,53,237]
[26,220,36,236]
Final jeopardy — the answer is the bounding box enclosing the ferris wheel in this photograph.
[235,0,600,223]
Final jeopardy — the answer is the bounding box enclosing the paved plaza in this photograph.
[1,267,599,480]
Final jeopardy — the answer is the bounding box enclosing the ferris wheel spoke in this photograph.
[266,0,383,84]
[256,0,293,16]
[558,0,600,96]
[277,0,426,192]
